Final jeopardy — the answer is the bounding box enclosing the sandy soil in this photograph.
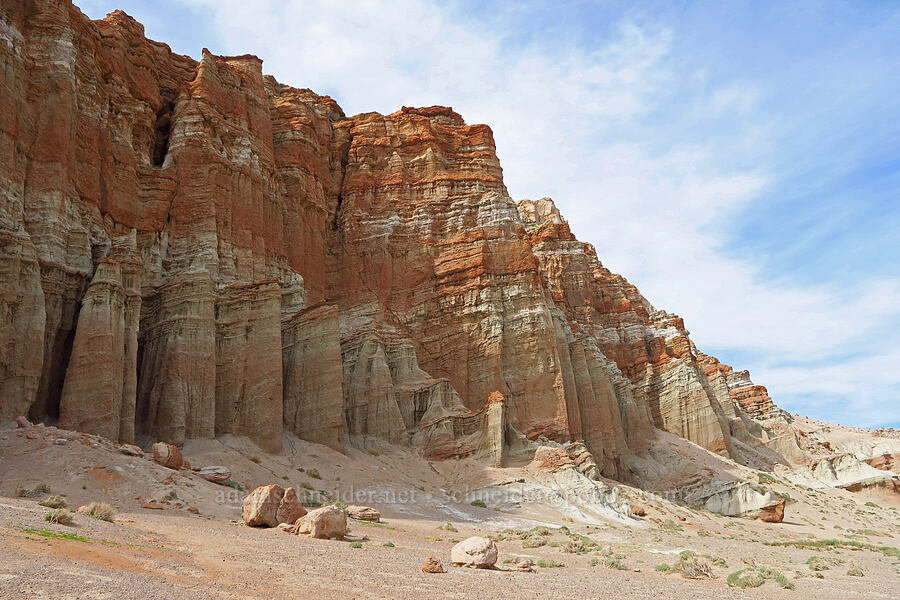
[1,423,898,599]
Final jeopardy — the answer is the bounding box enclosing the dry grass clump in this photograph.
[43,509,74,525]
[38,495,67,509]
[727,567,794,590]
[672,551,713,579]
[81,502,116,522]
[15,482,50,498]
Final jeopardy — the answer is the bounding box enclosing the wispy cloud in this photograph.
[80,0,900,428]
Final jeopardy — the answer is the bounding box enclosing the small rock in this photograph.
[516,559,533,572]
[450,536,498,569]
[632,568,641,573]
[422,556,445,573]
[277,522,294,532]
[53,438,67,445]
[187,507,199,514]
[630,504,647,517]
[151,442,183,470]
[25,431,39,439]
[15,416,32,428]
[119,444,144,457]
[347,505,381,522]
[197,465,232,484]
[141,502,164,510]
[293,504,346,539]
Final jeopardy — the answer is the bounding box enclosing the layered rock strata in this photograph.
[1,1,805,497]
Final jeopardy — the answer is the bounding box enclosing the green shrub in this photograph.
[43,509,74,526]
[806,555,841,571]
[383,542,395,547]
[655,563,671,572]
[672,553,713,579]
[437,522,458,532]
[38,495,67,509]
[727,567,794,590]
[307,468,321,480]
[847,567,864,577]
[758,473,776,485]
[470,499,487,508]
[536,559,565,568]
[223,480,244,491]
[349,541,363,548]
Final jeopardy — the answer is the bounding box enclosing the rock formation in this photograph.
[0,0,830,509]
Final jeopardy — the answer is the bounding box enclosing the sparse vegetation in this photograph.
[43,509,74,526]
[727,567,794,590]
[15,482,50,498]
[765,538,900,559]
[655,563,671,572]
[697,529,712,537]
[470,499,487,508]
[307,468,321,480]
[659,519,684,532]
[672,551,713,579]
[23,527,88,542]
[349,541,363,548]
[223,480,244,491]
[847,567,864,577]
[758,473,776,485]
[38,495,67,509]
[383,542,395,547]
[602,556,628,570]
[300,481,314,490]
[536,559,565,568]
[806,555,842,571]
[250,455,262,464]
[436,522,458,532]
[82,502,116,522]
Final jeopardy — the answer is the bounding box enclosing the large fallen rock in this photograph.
[242,484,285,527]
[293,504,346,539]
[151,442,183,470]
[756,498,785,523]
[450,536,498,568]
[346,505,380,522]
[197,466,231,484]
[277,487,307,525]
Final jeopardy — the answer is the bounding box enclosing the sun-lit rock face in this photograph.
[1,2,803,487]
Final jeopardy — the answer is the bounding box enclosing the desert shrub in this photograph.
[300,481,314,490]
[727,567,794,590]
[349,541,363,548]
[536,559,565,568]
[655,563,671,572]
[223,480,244,491]
[697,529,712,537]
[846,567,864,577]
[806,555,841,571]
[15,483,50,498]
[758,473,776,484]
[437,522,458,532]
[43,509,74,526]
[672,552,713,579]
[250,455,261,464]
[306,468,321,480]
[765,538,900,559]
[38,495,67,509]
[659,519,683,532]
[383,542,395,547]
[470,499,487,508]
[602,556,628,570]
[82,502,115,522]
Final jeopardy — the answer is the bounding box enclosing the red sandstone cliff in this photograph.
[0,1,801,482]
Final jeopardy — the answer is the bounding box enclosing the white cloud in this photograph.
[182,0,898,427]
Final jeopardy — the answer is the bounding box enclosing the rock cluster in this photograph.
[241,484,307,527]
[0,2,816,503]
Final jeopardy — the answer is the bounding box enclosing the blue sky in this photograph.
[77,0,900,428]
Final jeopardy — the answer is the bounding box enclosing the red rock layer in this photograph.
[0,2,796,481]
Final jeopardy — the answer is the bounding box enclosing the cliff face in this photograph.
[0,1,797,482]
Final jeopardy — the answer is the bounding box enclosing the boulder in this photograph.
[756,498,785,523]
[630,504,647,517]
[16,416,32,428]
[450,536,498,568]
[151,442,183,470]
[293,504,346,539]
[197,466,232,484]
[422,556,445,573]
[242,484,285,527]
[276,487,307,525]
[346,505,380,522]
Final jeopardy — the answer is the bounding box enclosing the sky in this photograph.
[77,0,900,429]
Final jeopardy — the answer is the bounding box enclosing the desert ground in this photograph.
[1,422,898,599]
